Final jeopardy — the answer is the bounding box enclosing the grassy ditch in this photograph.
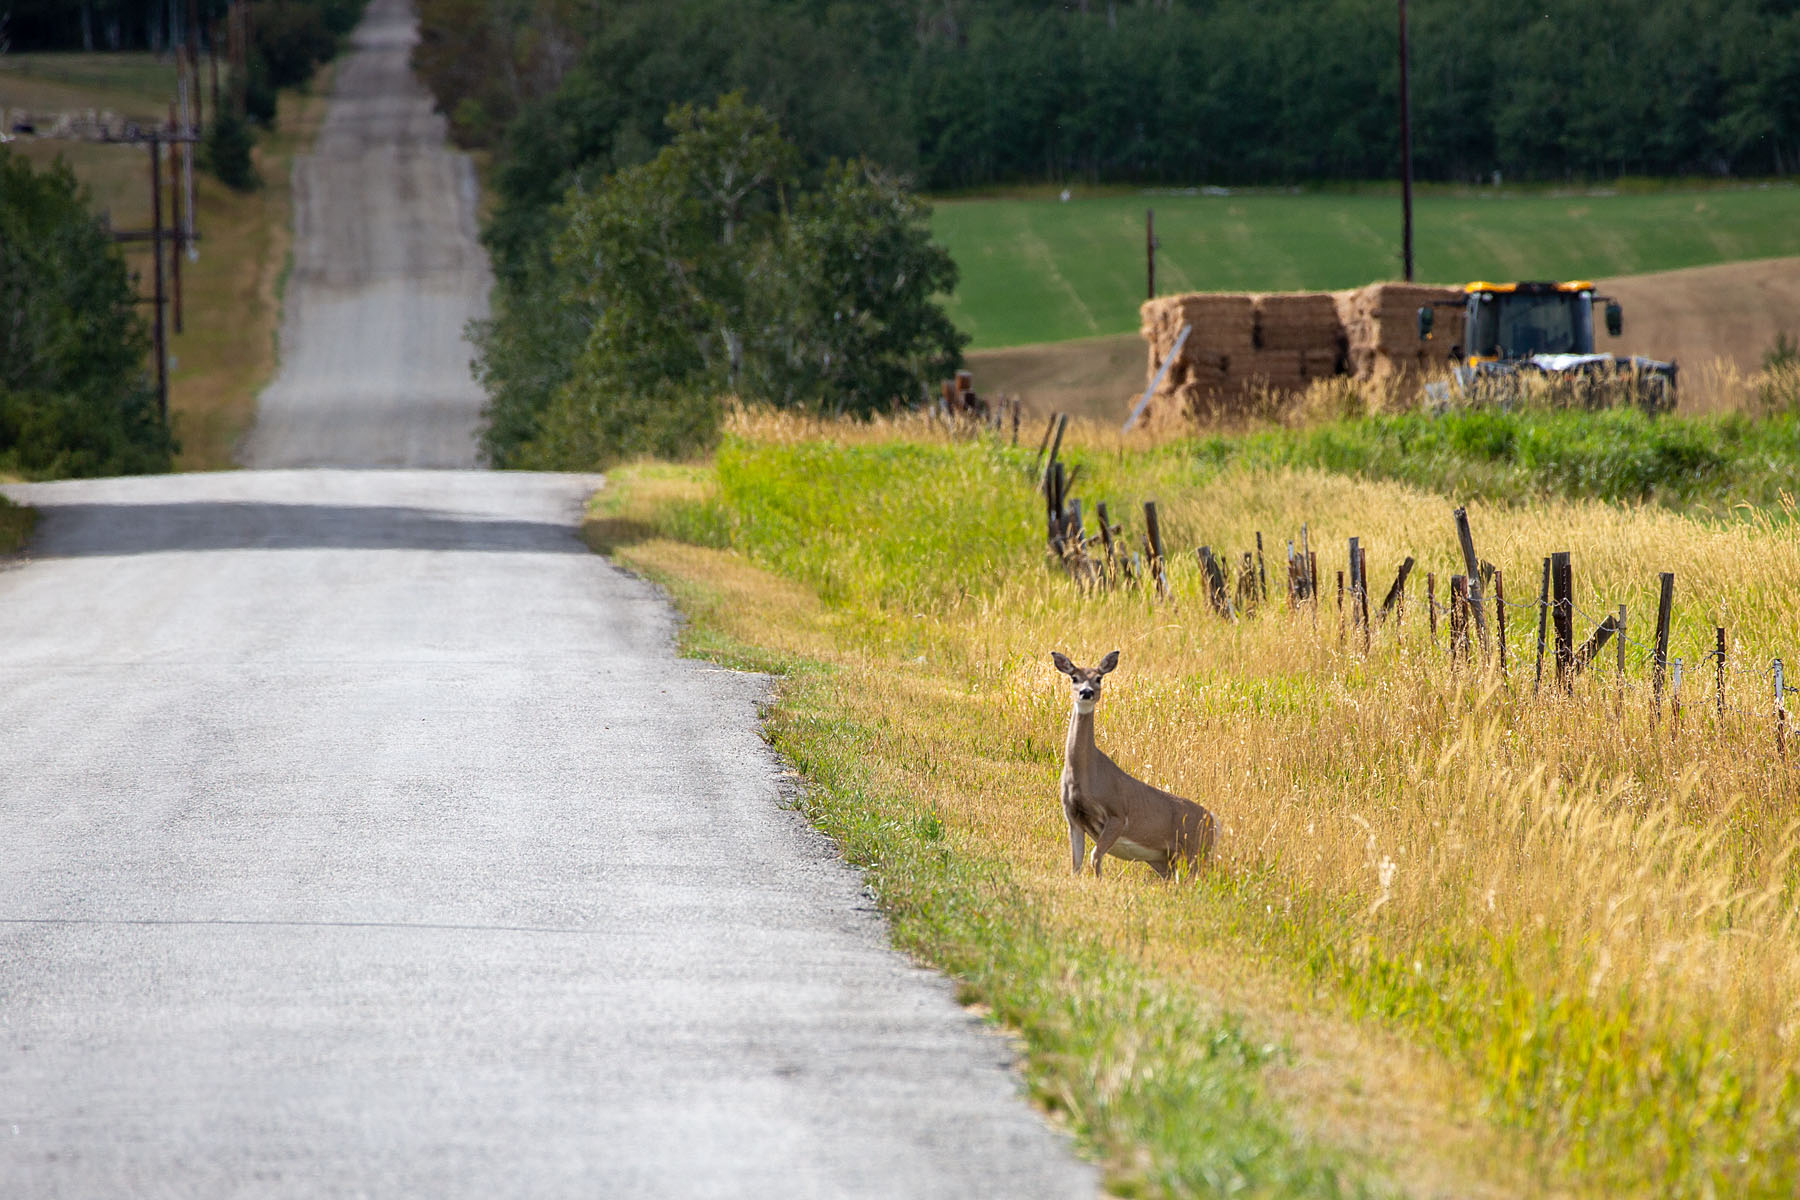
[0,496,36,554]
[593,413,1800,1197]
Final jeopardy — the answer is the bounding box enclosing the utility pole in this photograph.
[1398,0,1415,281]
[168,106,184,334]
[148,134,168,421]
[187,0,204,130]
[1145,209,1157,300]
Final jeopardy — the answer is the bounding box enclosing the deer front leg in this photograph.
[1067,817,1087,876]
[1090,816,1126,877]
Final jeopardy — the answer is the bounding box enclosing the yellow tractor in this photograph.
[1418,280,1677,412]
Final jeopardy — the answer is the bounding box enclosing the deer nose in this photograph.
[1078,686,1095,699]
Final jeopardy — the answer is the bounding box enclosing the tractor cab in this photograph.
[1418,281,1622,364]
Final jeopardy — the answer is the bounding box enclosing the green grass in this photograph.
[932,184,1800,347]
[0,496,37,553]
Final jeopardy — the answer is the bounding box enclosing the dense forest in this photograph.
[1,1,364,54]
[415,0,1800,196]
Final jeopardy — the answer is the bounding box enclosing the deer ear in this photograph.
[1051,651,1077,677]
[1097,650,1120,675]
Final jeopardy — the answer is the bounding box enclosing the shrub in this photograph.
[205,108,260,191]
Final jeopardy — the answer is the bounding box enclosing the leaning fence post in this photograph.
[1378,556,1415,625]
[1652,572,1674,710]
[1551,551,1574,692]
[1454,507,1492,658]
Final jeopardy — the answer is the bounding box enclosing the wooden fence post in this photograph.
[1196,546,1230,617]
[1256,532,1267,602]
[1378,556,1415,625]
[1095,501,1117,585]
[1454,507,1491,657]
[1427,571,1438,642]
[1450,575,1470,665]
[1651,572,1674,710]
[1716,626,1728,722]
[1358,547,1372,652]
[1551,551,1573,691]
[1144,501,1167,598]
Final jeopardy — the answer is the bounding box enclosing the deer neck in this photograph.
[1065,702,1098,779]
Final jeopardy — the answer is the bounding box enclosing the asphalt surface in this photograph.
[0,2,1097,1195]
[238,0,490,468]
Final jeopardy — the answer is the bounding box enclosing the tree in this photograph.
[475,95,965,469]
[0,149,174,478]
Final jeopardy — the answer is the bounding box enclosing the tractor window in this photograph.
[1470,293,1593,358]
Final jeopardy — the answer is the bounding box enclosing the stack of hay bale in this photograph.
[1333,283,1466,383]
[1137,282,1468,425]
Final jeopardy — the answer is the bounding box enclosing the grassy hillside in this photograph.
[934,184,1800,348]
[594,410,1800,1196]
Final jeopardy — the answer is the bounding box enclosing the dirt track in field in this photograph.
[974,256,1800,422]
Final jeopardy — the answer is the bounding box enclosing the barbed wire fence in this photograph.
[1029,412,1796,761]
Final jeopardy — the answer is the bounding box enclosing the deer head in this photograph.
[1051,650,1119,713]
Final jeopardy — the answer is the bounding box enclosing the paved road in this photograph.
[238,0,490,468]
[0,2,1095,1196]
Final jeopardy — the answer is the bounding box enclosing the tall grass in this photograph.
[641,409,1800,1194]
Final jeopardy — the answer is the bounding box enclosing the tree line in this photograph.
[419,0,1800,198]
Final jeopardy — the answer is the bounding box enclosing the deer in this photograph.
[1051,650,1215,879]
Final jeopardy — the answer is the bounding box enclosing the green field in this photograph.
[932,184,1800,348]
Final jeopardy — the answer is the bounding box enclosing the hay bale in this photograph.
[1252,292,1343,353]
[1337,283,1465,382]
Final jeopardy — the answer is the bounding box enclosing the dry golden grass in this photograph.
[599,410,1800,1194]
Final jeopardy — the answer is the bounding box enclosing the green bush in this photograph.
[205,109,261,191]
[251,0,339,89]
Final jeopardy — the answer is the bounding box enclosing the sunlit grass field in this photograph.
[594,409,1800,1196]
[932,184,1800,347]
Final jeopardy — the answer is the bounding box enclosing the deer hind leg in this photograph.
[1067,817,1087,876]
